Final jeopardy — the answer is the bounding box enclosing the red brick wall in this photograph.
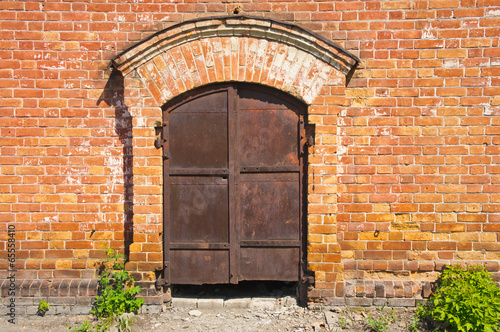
[1,0,499,305]
[334,0,500,301]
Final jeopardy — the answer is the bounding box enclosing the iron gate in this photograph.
[161,83,307,285]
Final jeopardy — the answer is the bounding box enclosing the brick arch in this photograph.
[112,15,359,105]
[111,16,360,303]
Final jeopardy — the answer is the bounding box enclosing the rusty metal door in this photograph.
[162,83,306,284]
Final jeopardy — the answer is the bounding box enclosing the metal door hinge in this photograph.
[301,275,315,285]
[153,121,164,149]
[155,265,169,290]
[154,137,164,149]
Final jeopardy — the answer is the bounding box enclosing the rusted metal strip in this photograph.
[228,85,239,284]
[169,168,229,175]
[240,240,301,247]
[170,243,230,250]
[240,166,300,173]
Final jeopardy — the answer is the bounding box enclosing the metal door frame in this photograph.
[158,83,308,286]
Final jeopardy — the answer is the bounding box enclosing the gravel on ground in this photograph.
[0,305,420,332]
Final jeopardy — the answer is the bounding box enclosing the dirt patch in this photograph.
[325,307,419,332]
[1,306,420,332]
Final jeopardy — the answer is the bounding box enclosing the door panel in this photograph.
[170,250,229,284]
[174,90,228,113]
[238,109,299,168]
[238,88,299,111]
[164,84,305,285]
[170,176,229,243]
[236,86,303,281]
[240,247,300,281]
[169,91,228,169]
[240,173,300,241]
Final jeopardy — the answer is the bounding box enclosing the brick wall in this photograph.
[1,0,499,307]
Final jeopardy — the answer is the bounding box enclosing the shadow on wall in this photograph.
[97,69,134,262]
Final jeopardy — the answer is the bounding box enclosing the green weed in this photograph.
[38,299,50,312]
[68,319,93,332]
[366,305,396,332]
[416,265,500,332]
[67,248,143,332]
[92,248,144,320]
[338,313,351,329]
[406,315,420,332]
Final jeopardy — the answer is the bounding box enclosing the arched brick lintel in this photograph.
[112,16,359,105]
[107,16,358,300]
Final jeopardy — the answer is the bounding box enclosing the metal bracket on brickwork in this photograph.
[154,277,166,290]
[153,121,164,149]
[298,272,315,304]
[301,275,315,286]
[155,264,169,290]
[300,268,315,288]
[305,123,316,147]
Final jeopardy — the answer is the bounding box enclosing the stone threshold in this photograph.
[170,296,298,310]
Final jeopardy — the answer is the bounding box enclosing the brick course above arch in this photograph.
[113,15,359,104]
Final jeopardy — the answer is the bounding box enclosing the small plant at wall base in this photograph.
[92,248,144,321]
[407,316,419,332]
[416,265,500,332]
[365,305,396,332]
[68,320,92,332]
[338,314,351,330]
[68,248,143,332]
[37,299,50,316]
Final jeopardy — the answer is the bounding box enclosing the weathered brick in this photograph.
[1,1,499,309]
